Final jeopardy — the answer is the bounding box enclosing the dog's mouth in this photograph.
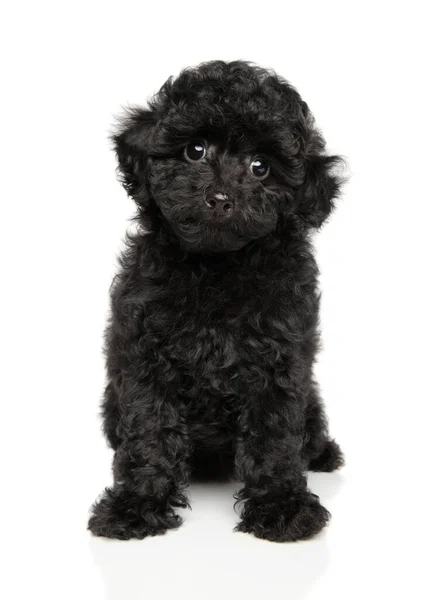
[157,196,278,253]
[173,219,248,252]
[170,213,278,253]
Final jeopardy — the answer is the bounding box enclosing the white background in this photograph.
[1,1,421,598]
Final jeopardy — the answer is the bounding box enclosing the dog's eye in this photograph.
[184,140,207,162]
[250,157,270,179]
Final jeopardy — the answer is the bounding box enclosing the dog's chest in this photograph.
[149,266,298,396]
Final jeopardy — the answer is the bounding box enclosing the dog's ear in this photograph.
[112,107,157,204]
[294,103,344,229]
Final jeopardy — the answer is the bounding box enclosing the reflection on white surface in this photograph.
[90,475,344,600]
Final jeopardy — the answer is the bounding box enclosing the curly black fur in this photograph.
[88,60,345,543]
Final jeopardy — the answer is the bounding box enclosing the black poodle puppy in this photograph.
[88,60,345,543]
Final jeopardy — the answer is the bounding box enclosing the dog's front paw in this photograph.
[88,487,182,540]
[236,492,330,542]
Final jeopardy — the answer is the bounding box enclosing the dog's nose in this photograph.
[206,193,234,217]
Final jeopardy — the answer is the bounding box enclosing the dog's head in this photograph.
[114,61,343,252]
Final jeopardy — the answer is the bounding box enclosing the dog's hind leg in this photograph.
[190,445,235,482]
[303,384,344,472]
